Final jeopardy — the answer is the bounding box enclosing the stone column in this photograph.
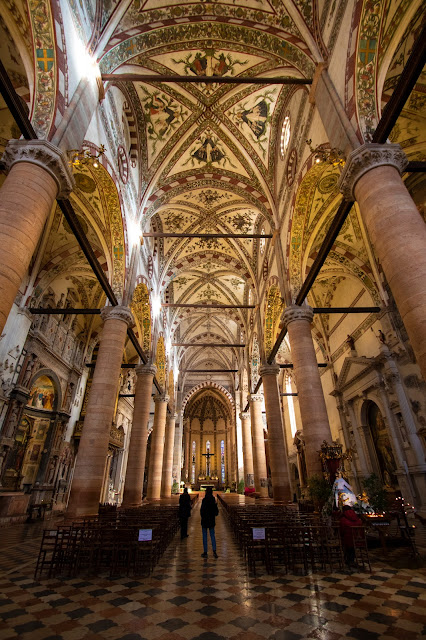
[172,411,183,486]
[184,420,190,482]
[67,306,134,517]
[0,140,74,334]
[340,143,426,381]
[240,412,254,488]
[249,394,268,497]
[283,305,332,477]
[146,395,169,500]
[121,363,157,507]
[260,364,292,502]
[161,413,177,497]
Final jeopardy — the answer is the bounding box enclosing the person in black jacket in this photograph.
[200,486,219,558]
[178,488,192,539]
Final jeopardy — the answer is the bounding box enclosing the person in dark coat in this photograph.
[200,486,219,558]
[178,488,192,539]
[339,505,362,567]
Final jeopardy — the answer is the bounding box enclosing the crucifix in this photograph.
[202,451,214,477]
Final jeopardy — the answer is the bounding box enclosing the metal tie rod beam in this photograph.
[31,308,101,314]
[281,393,298,396]
[102,74,312,85]
[86,363,137,368]
[313,306,381,314]
[163,303,255,308]
[173,343,245,347]
[143,233,273,238]
[185,369,238,373]
[279,363,328,368]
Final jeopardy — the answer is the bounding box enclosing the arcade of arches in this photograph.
[0,0,425,604]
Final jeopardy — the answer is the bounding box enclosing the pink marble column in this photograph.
[340,143,426,382]
[0,140,74,334]
[67,306,134,517]
[283,305,332,477]
[239,411,254,488]
[161,413,177,497]
[260,364,292,502]
[249,394,268,498]
[146,394,170,500]
[121,363,157,507]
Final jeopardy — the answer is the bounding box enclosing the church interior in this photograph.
[0,0,425,638]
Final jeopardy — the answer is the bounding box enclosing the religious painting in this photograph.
[367,402,397,487]
[184,132,235,169]
[140,89,188,154]
[172,47,248,96]
[228,89,277,159]
[27,375,56,411]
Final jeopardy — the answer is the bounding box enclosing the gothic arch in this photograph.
[182,382,234,412]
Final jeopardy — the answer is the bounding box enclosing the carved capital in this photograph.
[154,394,170,403]
[2,139,75,198]
[135,363,157,377]
[239,412,250,420]
[339,143,408,201]
[100,305,135,328]
[249,394,263,403]
[260,363,280,377]
[283,304,313,326]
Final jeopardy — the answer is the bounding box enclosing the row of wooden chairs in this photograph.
[218,496,370,575]
[35,506,180,579]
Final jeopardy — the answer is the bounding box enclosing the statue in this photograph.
[378,329,386,344]
[332,470,357,508]
[346,334,355,351]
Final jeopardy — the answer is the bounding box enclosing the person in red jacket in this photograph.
[339,505,362,567]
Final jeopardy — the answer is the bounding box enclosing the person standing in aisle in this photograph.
[179,487,191,539]
[200,486,219,558]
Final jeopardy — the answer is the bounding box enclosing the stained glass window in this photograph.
[221,440,225,484]
[280,115,291,158]
[191,441,196,484]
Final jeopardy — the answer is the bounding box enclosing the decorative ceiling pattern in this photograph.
[97,1,318,378]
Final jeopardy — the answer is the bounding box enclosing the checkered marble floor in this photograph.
[1,500,426,640]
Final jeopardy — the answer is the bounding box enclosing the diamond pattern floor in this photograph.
[0,500,425,639]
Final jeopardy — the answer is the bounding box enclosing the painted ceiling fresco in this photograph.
[96,0,335,383]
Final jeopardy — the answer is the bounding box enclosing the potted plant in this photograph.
[307,474,332,512]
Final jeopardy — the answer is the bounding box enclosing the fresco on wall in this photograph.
[367,402,397,487]
[27,375,55,411]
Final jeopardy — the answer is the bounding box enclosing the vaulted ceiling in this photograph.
[98,0,319,384]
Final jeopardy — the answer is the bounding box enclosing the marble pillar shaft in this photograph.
[67,306,134,517]
[0,141,74,334]
[284,306,332,477]
[121,364,156,507]
[161,414,177,497]
[340,144,426,382]
[260,366,292,502]
[240,412,254,486]
[146,395,169,500]
[249,395,268,497]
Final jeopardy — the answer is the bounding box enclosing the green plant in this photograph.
[362,473,388,513]
[172,482,180,494]
[307,474,332,510]
[237,478,245,494]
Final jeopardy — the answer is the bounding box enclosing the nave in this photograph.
[0,497,426,640]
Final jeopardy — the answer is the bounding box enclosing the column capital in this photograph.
[249,394,263,403]
[2,139,75,198]
[283,304,313,326]
[339,143,408,201]
[154,394,170,404]
[239,411,250,420]
[170,413,178,420]
[135,363,157,377]
[100,305,135,328]
[259,363,280,377]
